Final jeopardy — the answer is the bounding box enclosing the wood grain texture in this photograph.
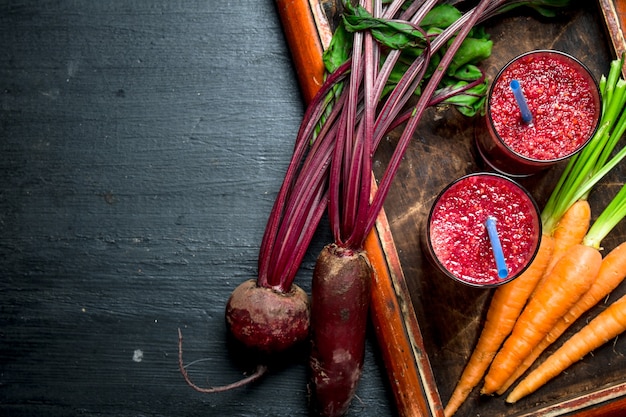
[599,0,626,76]
[276,0,326,103]
[0,1,393,416]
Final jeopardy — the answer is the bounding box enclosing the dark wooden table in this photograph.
[0,1,393,416]
[2,2,625,417]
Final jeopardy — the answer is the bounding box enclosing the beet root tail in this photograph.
[177,328,268,393]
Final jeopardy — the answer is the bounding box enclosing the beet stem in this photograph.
[258,61,351,290]
[177,328,268,393]
[362,0,493,244]
[260,0,519,287]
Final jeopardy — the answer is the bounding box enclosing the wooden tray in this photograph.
[600,0,626,76]
[277,1,626,416]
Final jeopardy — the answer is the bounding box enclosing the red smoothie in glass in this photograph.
[476,50,601,176]
[426,173,541,287]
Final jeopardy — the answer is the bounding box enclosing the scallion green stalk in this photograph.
[541,55,626,234]
[583,183,626,249]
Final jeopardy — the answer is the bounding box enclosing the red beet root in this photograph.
[309,244,373,417]
[305,1,493,412]
[178,279,309,393]
[179,0,496,405]
[225,278,310,353]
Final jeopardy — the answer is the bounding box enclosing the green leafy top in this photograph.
[324,3,493,117]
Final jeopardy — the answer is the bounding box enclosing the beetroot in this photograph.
[306,1,493,414]
[225,279,310,353]
[178,280,310,393]
[309,244,373,417]
[179,0,496,406]
[176,45,349,392]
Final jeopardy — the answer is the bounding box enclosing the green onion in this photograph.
[541,55,626,234]
[583,183,626,249]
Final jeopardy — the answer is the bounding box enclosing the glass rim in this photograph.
[426,172,543,288]
[486,49,602,165]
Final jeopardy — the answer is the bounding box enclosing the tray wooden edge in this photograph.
[599,0,626,77]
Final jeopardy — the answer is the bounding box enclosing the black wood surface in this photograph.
[0,1,393,416]
[4,1,625,417]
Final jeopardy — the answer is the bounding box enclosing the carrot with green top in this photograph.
[540,56,626,237]
[489,181,626,396]
[537,55,626,276]
[498,83,626,396]
[542,199,591,278]
[527,200,591,299]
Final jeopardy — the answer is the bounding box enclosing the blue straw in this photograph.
[486,216,508,279]
[510,79,533,124]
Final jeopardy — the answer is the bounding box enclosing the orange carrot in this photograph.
[542,199,591,278]
[462,58,626,405]
[502,183,626,397]
[507,292,626,403]
[497,241,626,394]
[481,244,602,395]
[442,235,554,417]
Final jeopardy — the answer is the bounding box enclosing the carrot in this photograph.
[526,200,591,302]
[507,293,626,403]
[481,243,602,395]
[494,180,626,393]
[497,241,626,394]
[542,199,591,278]
[443,234,554,417]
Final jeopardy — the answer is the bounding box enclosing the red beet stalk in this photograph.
[308,0,493,415]
[177,61,353,391]
[224,0,502,363]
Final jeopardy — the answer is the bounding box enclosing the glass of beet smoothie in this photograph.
[476,50,601,177]
[424,173,542,287]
